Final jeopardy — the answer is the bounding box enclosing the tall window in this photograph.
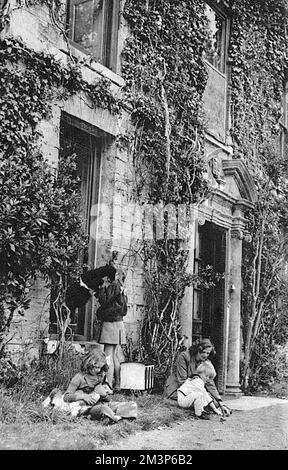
[67,0,120,72]
[49,113,102,340]
[202,1,229,143]
[204,3,227,74]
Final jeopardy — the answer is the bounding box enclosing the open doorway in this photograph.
[193,221,227,391]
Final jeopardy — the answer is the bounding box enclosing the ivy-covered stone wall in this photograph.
[1,0,288,391]
[0,1,137,360]
[228,0,288,389]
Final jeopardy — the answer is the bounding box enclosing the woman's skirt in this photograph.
[99,321,126,345]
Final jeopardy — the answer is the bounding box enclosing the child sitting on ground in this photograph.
[43,347,137,423]
[177,361,223,419]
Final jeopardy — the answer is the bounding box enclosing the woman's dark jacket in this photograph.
[97,279,127,322]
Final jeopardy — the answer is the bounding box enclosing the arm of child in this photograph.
[63,373,100,405]
[205,376,222,402]
[209,400,222,416]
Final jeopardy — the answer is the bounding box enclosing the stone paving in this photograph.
[223,394,288,410]
[102,395,288,450]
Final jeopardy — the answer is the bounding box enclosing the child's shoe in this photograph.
[197,411,211,420]
[203,405,214,414]
[112,414,122,423]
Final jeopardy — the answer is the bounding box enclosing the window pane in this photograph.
[204,4,225,73]
[102,0,114,67]
[73,0,102,61]
[73,1,93,43]
[60,123,95,233]
[193,290,201,320]
[69,0,119,71]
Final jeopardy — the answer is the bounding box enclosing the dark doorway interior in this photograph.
[193,221,226,391]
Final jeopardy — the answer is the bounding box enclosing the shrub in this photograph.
[17,347,82,399]
[1,344,82,402]
[246,342,288,393]
[0,356,22,388]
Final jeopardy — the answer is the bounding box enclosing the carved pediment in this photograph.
[222,159,257,204]
[205,149,257,205]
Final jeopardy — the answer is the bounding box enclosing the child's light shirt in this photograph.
[177,375,213,416]
[178,375,207,396]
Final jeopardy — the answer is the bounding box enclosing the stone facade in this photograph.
[3,0,143,361]
[2,1,256,394]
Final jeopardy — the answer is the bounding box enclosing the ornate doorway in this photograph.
[193,221,227,391]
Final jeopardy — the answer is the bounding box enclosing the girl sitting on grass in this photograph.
[43,347,137,423]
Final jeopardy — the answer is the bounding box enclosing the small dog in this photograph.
[42,385,127,423]
[42,388,90,417]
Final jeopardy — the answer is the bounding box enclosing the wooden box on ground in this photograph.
[120,362,154,391]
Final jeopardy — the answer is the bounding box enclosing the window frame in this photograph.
[204,1,229,76]
[49,112,104,341]
[202,1,231,144]
[66,0,120,73]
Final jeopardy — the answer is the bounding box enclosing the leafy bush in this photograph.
[18,348,82,399]
[0,34,120,356]
[1,344,82,400]
[245,337,288,393]
[0,356,22,388]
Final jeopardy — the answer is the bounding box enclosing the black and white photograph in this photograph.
[0,0,288,460]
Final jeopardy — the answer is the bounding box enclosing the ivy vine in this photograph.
[0,3,122,353]
[1,0,288,391]
[121,0,212,383]
[229,0,288,389]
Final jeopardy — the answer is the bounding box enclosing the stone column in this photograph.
[179,206,197,347]
[226,228,243,395]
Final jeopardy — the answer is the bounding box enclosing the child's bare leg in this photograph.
[101,404,122,422]
[113,347,121,389]
[90,404,121,422]
[194,396,205,417]
[104,344,115,388]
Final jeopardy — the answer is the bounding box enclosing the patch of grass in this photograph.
[0,351,194,449]
[0,388,79,425]
[0,387,192,449]
[1,346,82,401]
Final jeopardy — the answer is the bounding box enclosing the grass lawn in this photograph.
[0,390,192,450]
[2,347,287,450]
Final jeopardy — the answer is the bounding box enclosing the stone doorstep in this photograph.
[222,395,288,411]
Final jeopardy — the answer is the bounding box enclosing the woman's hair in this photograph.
[189,338,216,358]
[195,361,216,379]
[81,347,108,374]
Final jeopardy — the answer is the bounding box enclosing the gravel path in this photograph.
[101,399,288,450]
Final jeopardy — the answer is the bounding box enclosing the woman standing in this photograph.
[97,267,128,391]
[164,338,231,416]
